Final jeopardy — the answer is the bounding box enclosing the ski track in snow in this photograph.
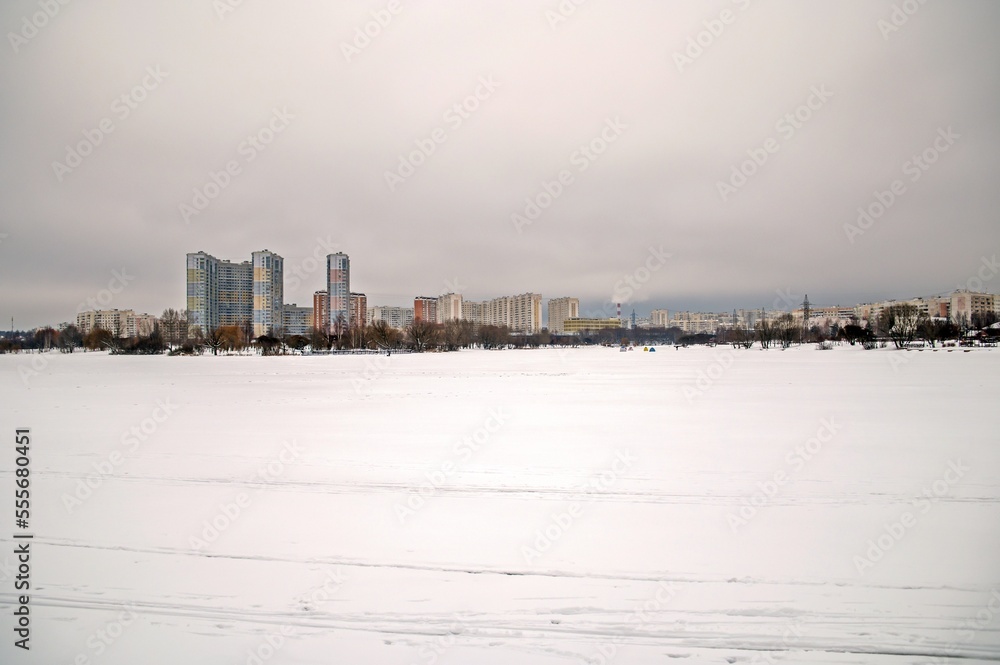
[2,347,1000,664]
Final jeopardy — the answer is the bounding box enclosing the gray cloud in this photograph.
[2,0,999,328]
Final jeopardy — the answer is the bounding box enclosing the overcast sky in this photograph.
[2,1,999,328]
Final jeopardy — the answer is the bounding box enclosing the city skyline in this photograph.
[147,246,1000,338]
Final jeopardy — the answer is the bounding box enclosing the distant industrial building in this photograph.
[563,317,621,334]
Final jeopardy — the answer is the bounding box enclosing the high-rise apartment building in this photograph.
[547,297,579,333]
[481,293,543,332]
[368,305,413,329]
[327,253,350,330]
[437,293,463,323]
[507,293,542,332]
[650,309,670,328]
[350,293,367,327]
[414,296,437,323]
[218,259,252,328]
[312,290,328,333]
[186,251,219,334]
[252,250,284,337]
[462,300,485,324]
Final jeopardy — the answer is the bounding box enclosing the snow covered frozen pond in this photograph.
[2,344,999,664]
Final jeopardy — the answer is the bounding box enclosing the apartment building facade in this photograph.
[437,293,463,323]
[326,253,350,330]
[252,250,284,337]
[547,297,579,333]
[350,293,367,328]
[414,296,437,323]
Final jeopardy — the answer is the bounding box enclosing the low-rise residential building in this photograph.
[282,304,313,336]
[76,309,153,338]
[368,306,414,329]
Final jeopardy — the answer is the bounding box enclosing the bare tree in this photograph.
[773,313,798,348]
[755,317,775,349]
[33,327,58,350]
[309,326,332,352]
[347,322,367,349]
[58,324,82,353]
[883,304,924,349]
[160,308,188,346]
[405,319,439,352]
[369,320,401,350]
[205,328,224,355]
[331,312,348,350]
[477,324,511,349]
